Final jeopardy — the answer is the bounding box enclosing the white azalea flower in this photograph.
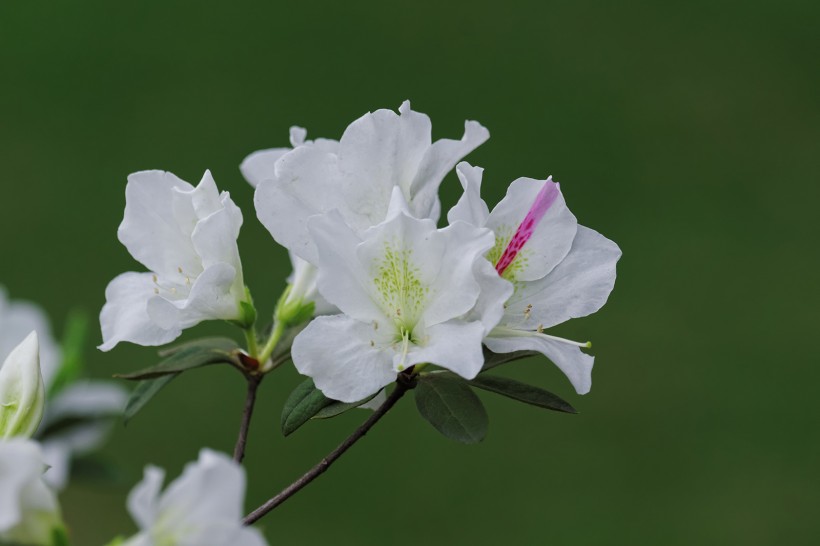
[0,332,45,440]
[0,438,63,546]
[254,100,489,264]
[39,381,128,490]
[100,170,248,351]
[448,163,621,394]
[122,449,267,546]
[292,189,508,403]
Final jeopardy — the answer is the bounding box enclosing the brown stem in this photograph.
[233,374,262,463]
[243,379,411,525]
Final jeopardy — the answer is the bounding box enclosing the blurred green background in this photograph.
[1,0,818,544]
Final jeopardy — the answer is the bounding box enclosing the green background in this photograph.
[1,1,818,544]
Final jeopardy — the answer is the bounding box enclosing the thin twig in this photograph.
[243,379,412,525]
[233,374,262,463]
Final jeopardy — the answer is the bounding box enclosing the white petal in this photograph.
[409,119,489,220]
[505,226,622,330]
[127,465,165,530]
[338,101,432,206]
[468,257,514,335]
[160,449,246,524]
[98,272,180,351]
[118,170,200,279]
[39,442,71,490]
[447,162,490,226]
[308,211,387,324]
[0,439,59,543]
[487,177,578,281]
[0,288,61,390]
[423,221,495,326]
[292,315,397,403]
[240,148,290,188]
[147,263,240,329]
[405,320,486,379]
[0,332,45,439]
[254,145,346,264]
[484,332,593,394]
[43,381,127,421]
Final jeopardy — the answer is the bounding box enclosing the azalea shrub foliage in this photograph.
[0,101,621,545]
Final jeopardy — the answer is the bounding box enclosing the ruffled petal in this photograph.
[447,162,490,226]
[308,211,387,324]
[127,465,165,530]
[405,320,486,379]
[504,225,621,330]
[118,170,200,279]
[292,315,397,403]
[98,272,180,351]
[409,119,489,220]
[240,148,291,188]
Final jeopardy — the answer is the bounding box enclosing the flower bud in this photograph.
[0,332,46,439]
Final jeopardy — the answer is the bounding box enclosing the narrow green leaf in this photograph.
[415,374,488,444]
[123,375,177,424]
[481,347,540,371]
[469,374,577,414]
[312,391,380,420]
[49,309,89,397]
[280,378,332,436]
[117,337,240,380]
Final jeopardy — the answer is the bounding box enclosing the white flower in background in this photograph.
[292,189,508,403]
[0,332,45,439]
[448,163,621,394]
[122,449,267,546]
[1,287,128,489]
[253,100,489,264]
[100,170,248,351]
[39,381,128,490]
[0,439,64,546]
[0,288,60,390]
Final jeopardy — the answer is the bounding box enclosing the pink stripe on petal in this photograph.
[495,179,559,276]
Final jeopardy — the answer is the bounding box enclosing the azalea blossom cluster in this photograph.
[101,101,620,401]
[1,101,620,545]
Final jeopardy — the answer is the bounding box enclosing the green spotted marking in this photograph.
[373,243,429,333]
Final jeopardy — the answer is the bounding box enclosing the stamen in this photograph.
[496,179,559,276]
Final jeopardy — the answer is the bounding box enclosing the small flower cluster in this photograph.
[101,101,621,403]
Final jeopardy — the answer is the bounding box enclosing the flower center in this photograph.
[372,244,429,334]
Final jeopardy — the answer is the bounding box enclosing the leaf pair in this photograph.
[414,370,576,444]
[281,378,378,436]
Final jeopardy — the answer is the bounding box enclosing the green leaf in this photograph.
[49,309,89,397]
[469,374,577,414]
[312,391,380,420]
[123,374,177,424]
[280,378,332,436]
[415,374,488,444]
[482,347,540,371]
[117,337,240,380]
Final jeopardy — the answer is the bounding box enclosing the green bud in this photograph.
[275,285,316,328]
[0,332,45,439]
